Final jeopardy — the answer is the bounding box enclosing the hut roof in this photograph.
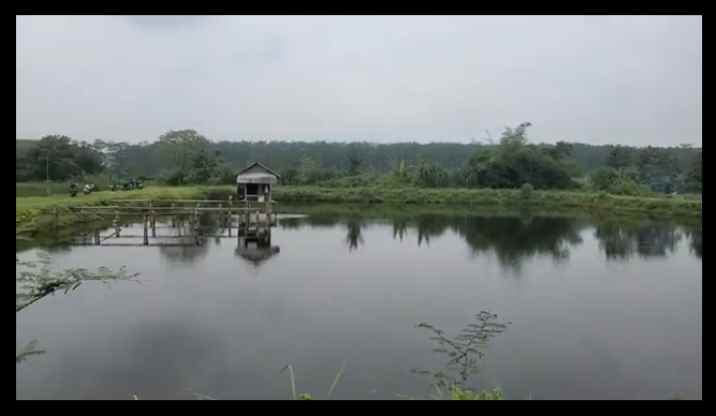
[236,162,281,184]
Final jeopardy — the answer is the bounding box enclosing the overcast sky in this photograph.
[17,15,702,146]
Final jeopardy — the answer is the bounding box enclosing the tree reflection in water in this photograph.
[415,215,449,247]
[392,216,409,242]
[403,214,585,274]
[682,224,702,259]
[451,216,584,273]
[593,220,686,261]
[345,218,365,252]
[275,209,698,267]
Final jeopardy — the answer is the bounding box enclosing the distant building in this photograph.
[236,162,280,202]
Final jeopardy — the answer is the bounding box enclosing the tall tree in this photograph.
[685,149,702,192]
[498,122,531,156]
[158,129,210,173]
[636,146,681,192]
[606,145,635,169]
[26,135,79,182]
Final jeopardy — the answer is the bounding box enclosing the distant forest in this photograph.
[15,126,702,194]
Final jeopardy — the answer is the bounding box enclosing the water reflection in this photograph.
[593,221,690,261]
[235,236,280,267]
[345,218,365,252]
[158,214,213,264]
[39,211,700,272]
[279,213,586,272]
[278,211,701,271]
[392,217,409,242]
[155,212,282,267]
[17,208,702,400]
[159,243,211,263]
[683,224,702,259]
[415,215,448,247]
[452,216,584,272]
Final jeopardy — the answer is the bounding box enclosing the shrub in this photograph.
[210,166,237,185]
[590,167,620,191]
[607,178,649,196]
[416,162,450,188]
[520,183,534,199]
[162,169,187,186]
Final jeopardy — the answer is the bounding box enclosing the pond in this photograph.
[16,205,702,400]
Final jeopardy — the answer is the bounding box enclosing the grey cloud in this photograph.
[124,15,209,28]
[16,15,701,146]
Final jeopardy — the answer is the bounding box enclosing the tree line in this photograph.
[16,124,702,194]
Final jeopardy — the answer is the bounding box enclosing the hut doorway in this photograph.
[246,183,260,199]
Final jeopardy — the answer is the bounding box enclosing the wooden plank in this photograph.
[71,206,262,212]
[109,199,233,203]
[96,234,238,239]
[108,199,275,204]
[71,243,202,247]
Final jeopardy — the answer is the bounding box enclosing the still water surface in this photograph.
[16,206,702,399]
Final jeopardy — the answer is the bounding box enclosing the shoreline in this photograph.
[16,185,701,239]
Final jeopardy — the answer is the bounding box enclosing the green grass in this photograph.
[16,184,234,236]
[16,182,73,197]
[270,185,702,219]
[16,177,160,197]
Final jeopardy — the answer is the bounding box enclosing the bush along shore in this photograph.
[270,186,701,218]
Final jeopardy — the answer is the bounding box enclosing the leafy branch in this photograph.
[412,310,510,391]
[16,253,140,312]
[16,340,45,363]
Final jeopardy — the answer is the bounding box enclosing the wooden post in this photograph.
[113,210,121,237]
[53,208,59,231]
[228,196,233,237]
[193,207,200,246]
[218,203,223,228]
[265,185,272,223]
[246,208,251,233]
[151,213,156,238]
[94,229,100,245]
[149,201,156,237]
[143,214,149,246]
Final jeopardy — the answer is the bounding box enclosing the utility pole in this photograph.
[45,149,50,196]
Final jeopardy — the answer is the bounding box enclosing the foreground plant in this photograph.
[280,361,346,400]
[16,253,140,312]
[412,310,510,399]
[16,339,45,363]
[448,385,504,400]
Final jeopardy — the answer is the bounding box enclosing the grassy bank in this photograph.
[16,185,233,237]
[271,186,701,219]
[16,182,73,197]
[16,184,700,238]
[15,177,155,197]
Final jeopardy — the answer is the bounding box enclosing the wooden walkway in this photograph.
[68,198,276,247]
